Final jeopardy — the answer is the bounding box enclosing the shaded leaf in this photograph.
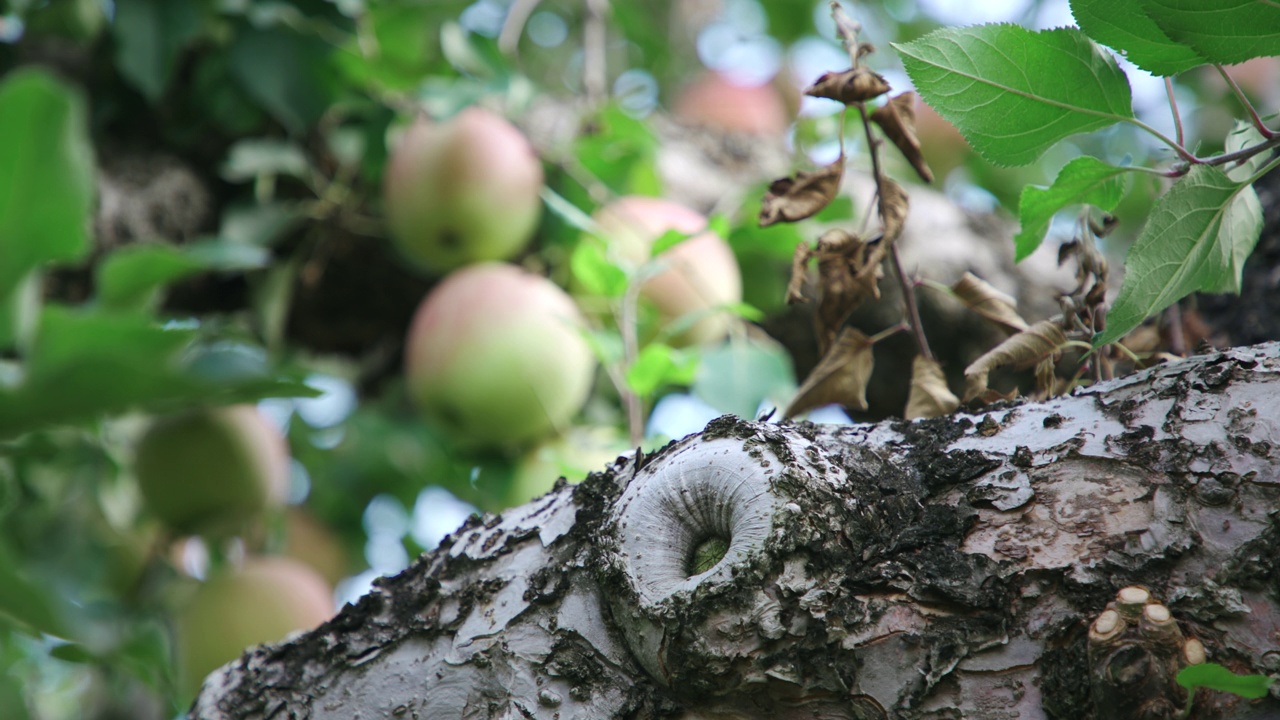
[1015,156,1131,261]
[1095,165,1262,347]
[905,355,959,419]
[1069,0,1206,76]
[964,320,1067,402]
[894,25,1134,166]
[805,68,890,105]
[221,138,312,181]
[228,27,333,134]
[952,272,1029,333]
[96,241,270,312]
[0,540,70,638]
[785,327,875,417]
[1176,663,1275,699]
[111,0,203,100]
[870,92,934,183]
[759,159,845,227]
[1140,0,1280,66]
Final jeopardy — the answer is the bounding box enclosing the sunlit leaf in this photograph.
[1069,0,1206,76]
[96,241,270,312]
[1015,156,1131,260]
[1176,662,1275,699]
[1095,165,1262,347]
[894,25,1134,166]
[625,343,696,396]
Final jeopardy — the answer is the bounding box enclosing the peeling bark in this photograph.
[192,343,1280,720]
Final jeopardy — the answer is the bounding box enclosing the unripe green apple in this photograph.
[133,406,289,537]
[673,72,791,135]
[593,196,743,345]
[177,556,332,698]
[383,107,544,275]
[405,263,596,451]
[508,425,629,506]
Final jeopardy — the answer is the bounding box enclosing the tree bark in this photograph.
[192,342,1280,720]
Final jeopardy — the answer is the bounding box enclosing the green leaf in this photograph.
[625,343,697,397]
[111,0,203,100]
[571,240,628,298]
[893,25,1134,166]
[440,21,507,79]
[1176,663,1275,699]
[541,187,599,234]
[1069,0,1206,76]
[1015,156,1132,260]
[1095,165,1262,347]
[229,26,334,134]
[96,241,270,312]
[0,70,94,323]
[651,229,693,257]
[0,307,315,437]
[574,105,661,195]
[219,201,305,247]
[0,541,70,638]
[1140,0,1280,66]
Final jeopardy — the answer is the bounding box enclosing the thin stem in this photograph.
[1215,64,1276,139]
[620,281,645,446]
[1124,117,1198,162]
[891,245,933,361]
[1204,133,1280,169]
[1164,77,1185,148]
[830,1,862,67]
[498,0,542,54]
[583,0,609,106]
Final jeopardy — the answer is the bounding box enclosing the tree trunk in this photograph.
[191,342,1280,720]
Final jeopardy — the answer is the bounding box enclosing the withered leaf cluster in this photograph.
[759,159,845,227]
[870,92,934,183]
[805,68,890,105]
[788,229,884,355]
[951,272,1029,334]
[963,320,1068,403]
[784,327,875,417]
[906,355,959,419]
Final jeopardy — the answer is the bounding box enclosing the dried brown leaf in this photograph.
[870,92,934,183]
[759,159,845,227]
[813,229,882,354]
[784,327,875,418]
[805,69,890,105]
[877,176,908,244]
[905,355,959,420]
[963,320,1068,402]
[952,272,1029,334]
[787,243,813,305]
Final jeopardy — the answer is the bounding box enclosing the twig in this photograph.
[1164,77,1185,148]
[583,0,609,106]
[498,0,542,54]
[1215,64,1277,139]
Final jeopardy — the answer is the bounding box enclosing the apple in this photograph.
[177,556,333,698]
[673,71,791,135]
[593,196,743,345]
[134,405,289,537]
[508,425,630,506]
[405,263,596,451]
[283,508,349,586]
[382,107,544,275]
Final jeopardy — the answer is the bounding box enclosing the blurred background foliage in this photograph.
[0,0,1274,717]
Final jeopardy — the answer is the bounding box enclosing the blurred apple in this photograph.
[508,426,630,506]
[383,107,544,275]
[674,71,791,135]
[283,508,349,586]
[133,405,289,538]
[405,263,596,451]
[177,556,333,698]
[593,196,743,345]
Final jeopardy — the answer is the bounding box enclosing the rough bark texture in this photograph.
[192,343,1280,720]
